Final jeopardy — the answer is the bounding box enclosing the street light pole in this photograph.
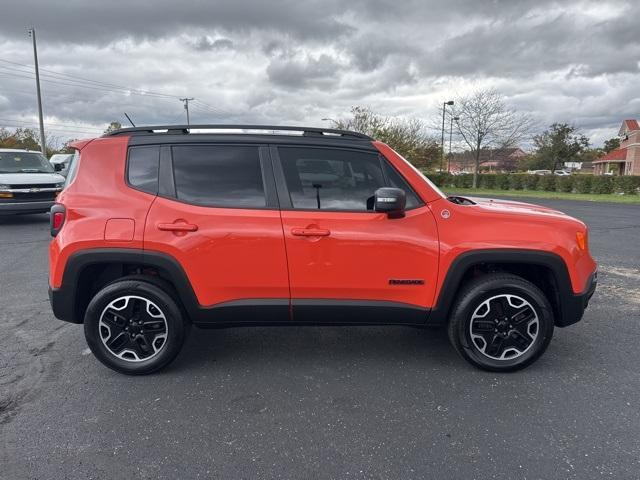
[448,116,459,172]
[28,27,46,155]
[440,100,454,171]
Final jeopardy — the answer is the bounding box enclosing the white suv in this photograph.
[0,149,66,215]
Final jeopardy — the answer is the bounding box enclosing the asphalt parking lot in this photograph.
[1,198,639,479]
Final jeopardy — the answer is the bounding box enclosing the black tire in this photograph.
[447,273,554,372]
[84,279,187,375]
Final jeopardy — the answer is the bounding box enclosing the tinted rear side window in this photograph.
[128,146,160,194]
[171,145,265,208]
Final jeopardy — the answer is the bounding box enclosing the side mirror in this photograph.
[53,163,63,172]
[374,187,406,218]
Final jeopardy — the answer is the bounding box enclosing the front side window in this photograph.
[278,147,420,211]
[172,145,265,208]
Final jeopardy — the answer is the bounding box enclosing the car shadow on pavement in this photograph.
[167,325,461,373]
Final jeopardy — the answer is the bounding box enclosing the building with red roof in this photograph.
[593,119,640,175]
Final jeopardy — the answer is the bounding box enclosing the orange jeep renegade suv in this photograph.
[48,125,597,375]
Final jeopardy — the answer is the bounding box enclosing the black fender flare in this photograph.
[427,249,592,327]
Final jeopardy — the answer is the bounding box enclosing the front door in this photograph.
[273,145,439,324]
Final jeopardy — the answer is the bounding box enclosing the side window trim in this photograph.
[159,142,278,210]
[158,145,175,198]
[269,144,293,209]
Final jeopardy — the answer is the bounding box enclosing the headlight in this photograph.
[55,182,65,189]
[0,184,9,191]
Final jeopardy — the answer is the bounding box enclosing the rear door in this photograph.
[143,143,290,321]
[273,144,439,324]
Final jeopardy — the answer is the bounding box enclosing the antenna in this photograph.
[124,112,136,127]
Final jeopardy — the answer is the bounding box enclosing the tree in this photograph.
[333,106,440,169]
[104,121,122,134]
[0,127,42,151]
[603,137,620,153]
[59,138,79,154]
[531,123,589,171]
[452,89,533,188]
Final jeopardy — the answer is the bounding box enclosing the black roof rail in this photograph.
[104,124,373,140]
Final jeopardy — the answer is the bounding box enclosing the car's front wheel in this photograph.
[84,279,187,375]
[448,273,554,372]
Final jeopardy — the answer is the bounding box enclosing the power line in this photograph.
[1,123,101,136]
[191,99,231,116]
[0,117,102,133]
[0,56,234,124]
[0,67,179,100]
[0,58,178,99]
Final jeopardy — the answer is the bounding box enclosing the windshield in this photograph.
[0,151,55,174]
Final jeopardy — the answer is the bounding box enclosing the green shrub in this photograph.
[495,174,510,190]
[615,176,640,195]
[557,176,574,193]
[509,174,525,190]
[453,173,473,188]
[574,175,593,194]
[591,176,614,194]
[423,172,455,188]
[480,174,496,189]
[539,175,557,191]
[523,174,539,190]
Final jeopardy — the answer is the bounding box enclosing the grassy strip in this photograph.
[445,188,640,204]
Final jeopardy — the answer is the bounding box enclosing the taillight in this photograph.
[50,203,66,237]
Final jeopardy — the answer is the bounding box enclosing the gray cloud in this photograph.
[192,37,234,51]
[0,0,638,147]
[267,53,343,89]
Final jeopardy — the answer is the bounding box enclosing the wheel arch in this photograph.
[428,249,575,327]
[50,248,200,324]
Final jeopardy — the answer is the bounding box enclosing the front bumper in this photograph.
[556,270,597,327]
[0,200,54,215]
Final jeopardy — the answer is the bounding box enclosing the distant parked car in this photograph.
[49,153,74,177]
[553,170,571,176]
[528,169,552,175]
[0,148,65,215]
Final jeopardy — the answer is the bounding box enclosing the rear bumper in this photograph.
[0,201,53,215]
[557,270,597,327]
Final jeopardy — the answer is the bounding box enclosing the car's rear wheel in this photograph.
[84,279,187,375]
[448,273,554,372]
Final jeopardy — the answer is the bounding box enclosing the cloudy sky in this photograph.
[0,0,638,148]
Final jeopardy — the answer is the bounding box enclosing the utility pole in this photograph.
[28,27,46,155]
[180,98,194,125]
